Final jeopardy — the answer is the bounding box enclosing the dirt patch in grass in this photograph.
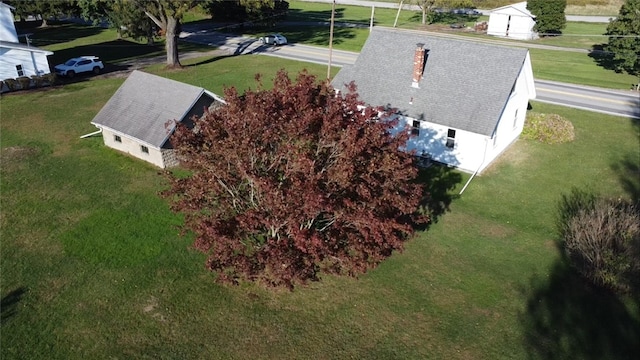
[38,275,71,304]
[482,140,533,175]
[478,222,515,239]
[1,146,40,172]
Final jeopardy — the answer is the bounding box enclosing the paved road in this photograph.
[536,80,640,119]
[298,0,614,23]
[180,26,639,119]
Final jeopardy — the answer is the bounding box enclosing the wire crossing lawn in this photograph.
[2,52,639,359]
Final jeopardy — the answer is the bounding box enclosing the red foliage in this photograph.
[163,70,428,288]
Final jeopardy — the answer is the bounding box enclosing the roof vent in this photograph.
[412,43,426,88]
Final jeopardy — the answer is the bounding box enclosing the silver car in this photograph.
[259,33,287,46]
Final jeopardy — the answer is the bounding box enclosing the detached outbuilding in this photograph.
[487,2,537,40]
[90,70,224,169]
[332,27,536,174]
[0,2,53,81]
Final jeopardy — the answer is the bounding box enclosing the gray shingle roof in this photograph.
[332,28,529,136]
[91,70,210,147]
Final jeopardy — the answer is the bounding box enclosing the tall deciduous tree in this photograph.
[134,0,196,67]
[163,70,428,288]
[77,0,196,67]
[7,0,78,27]
[527,0,567,35]
[604,0,640,78]
[77,0,154,43]
[204,0,288,25]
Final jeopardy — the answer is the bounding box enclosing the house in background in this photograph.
[90,70,225,169]
[487,2,537,40]
[331,27,536,174]
[0,2,53,81]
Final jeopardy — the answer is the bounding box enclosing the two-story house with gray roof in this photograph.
[90,70,224,168]
[332,27,536,174]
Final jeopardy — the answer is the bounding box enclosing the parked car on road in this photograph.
[54,56,104,78]
[259,33,287,46]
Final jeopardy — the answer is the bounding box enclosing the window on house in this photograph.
[411,120,420,136]
[446,129,456,149]
[141,145,149,154]
[114,135,122,143]
[513,109,518,129]
[16,65,24,77]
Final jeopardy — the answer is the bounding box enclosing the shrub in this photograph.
[3,78,19,91]
[16,76,31,90]
[42,72,57,86]
[559,190,640,293]
[522,112,575,144]
[31,75,46,88]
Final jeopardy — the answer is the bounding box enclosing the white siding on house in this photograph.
[398,117,490,173]
[395,53,535,174]
[0,47,51,80]
[483,54,534,169]
[0,3,18,42]
[102,128,167,168]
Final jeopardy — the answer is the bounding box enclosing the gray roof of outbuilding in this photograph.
[332,28,529,136]
[91,70,209,148]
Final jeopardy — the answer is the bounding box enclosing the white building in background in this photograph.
[487,2,537,40]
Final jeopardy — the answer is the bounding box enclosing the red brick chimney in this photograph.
[412,44,426,88]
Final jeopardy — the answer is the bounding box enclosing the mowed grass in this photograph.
[532,22,609,49]
[2,19,639,360]
[2,54,639,358]
[529,47,637,88]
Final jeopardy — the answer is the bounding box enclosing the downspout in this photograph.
[80,127,102,138]
[459,137,489,195]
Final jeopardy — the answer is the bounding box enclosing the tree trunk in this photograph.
[165,16,180,68]
[421,8,426,25]
[146,25,154,46]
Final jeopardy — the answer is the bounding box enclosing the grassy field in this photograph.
[368,0,624,15]
[531,21,609,49]
[2,22,639,359]
[528,48,637,89]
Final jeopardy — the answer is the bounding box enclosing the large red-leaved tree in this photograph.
[163,70,428,288]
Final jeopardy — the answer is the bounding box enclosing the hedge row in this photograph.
[0,73,57,93]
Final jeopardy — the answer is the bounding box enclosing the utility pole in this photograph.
[327,0,336,80]
[394,1,404,28]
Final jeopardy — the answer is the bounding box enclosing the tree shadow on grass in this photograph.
[414,163,462,230]
[521,248,640,359]
[588,43,620,73]
[1,287,27,324]
[18,22,104,47]
[185,54,236,67]
[610,118,640,203]
[611,152,640,203]
[286,7,347,23]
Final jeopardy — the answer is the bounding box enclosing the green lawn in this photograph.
[531,21,609,49]
[2,13,639,360]
[529,47,637,89]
